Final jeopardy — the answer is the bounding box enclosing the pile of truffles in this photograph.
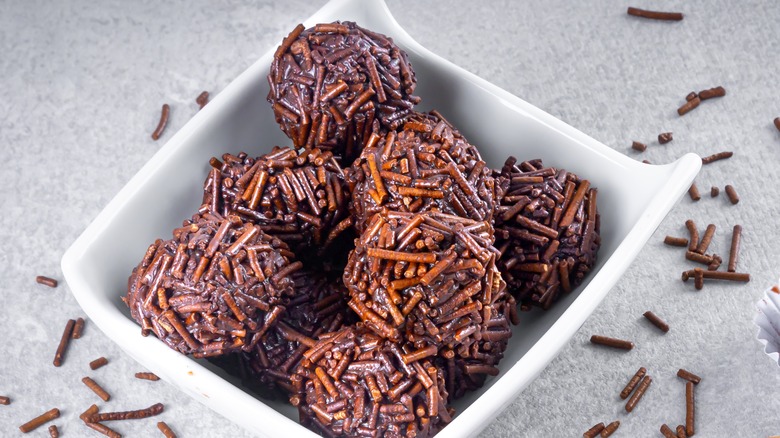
[124,21,600,437]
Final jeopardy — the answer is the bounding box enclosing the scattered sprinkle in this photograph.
[36,276,58,288]
[627,7,683,21]
[151,104,170,141]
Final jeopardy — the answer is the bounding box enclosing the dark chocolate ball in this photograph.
[124,213,300,357]
[268,22,420,162]
[202,147,353,264]
[291,324,451,438]
[215,270,351,395]
[494,157,601,310]
[342,211,513,357]
[346,111,496,233]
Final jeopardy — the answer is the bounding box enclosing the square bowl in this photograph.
[61,0,700,436]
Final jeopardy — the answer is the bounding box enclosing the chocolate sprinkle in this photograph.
[158,421,177,438]
[664,236,688,247]
[82,377,111,402]
[695,224,716,255]
[694,268,704,290]
[711,186,719,197]
[600,421,620,437]
[625,375,651,412]
[688,183,700,201]
[85,402,165,423]
[36,276,58,288]
[89,357,108,370]
[678,97,701,116]
[686,381,695,436]
[53,319,75,367]
[661,424,677,438]
[631,141,647,152]
[685,251,715,266]
[72,317,85,339]
[658,132,673,144]
[643,311,669,333]
[685,220,699,251]
[196,91,209,109]
[699,86,726,100]
[701,151,733,164]
[728,225,742,272]
[84,421,120,438]
[151,104,170,141]
[683,268,750,284]
[677,368,701,384]
[590,335,633,351]
[725,184,739,204]
[135,372,160,381]
[620,367,646,400]
[584,422,605,438]
[627,7,684,21]
[19,408,60,433]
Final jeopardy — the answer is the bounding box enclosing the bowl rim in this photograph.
[61,0,701,436]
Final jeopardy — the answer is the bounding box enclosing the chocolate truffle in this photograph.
[441,289,516,400]
[494,157,600,309]
[346,111,496,233]
[234,271,351,394]
[268,22,419,162]
[124,213,300,358]
[342,210,513,357]
[291,324,451,438]
[203,147,353,260]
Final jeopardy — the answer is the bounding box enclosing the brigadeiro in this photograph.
[268,22,420,162]
[290,324,451,438]
[342,210,516,358]
[124,213,300,358]
[442,289,516,400]
[229,271,351,395]
[202,147,353,262]
[494,157,600,309]
[346,111,496,233]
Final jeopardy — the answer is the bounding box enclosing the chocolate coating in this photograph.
[343,211,514,362]
[291,324,451,438]
[494,157,601,309]
[203,147,353,262]
[233,271,351,394]
[346,111,496,233]
[124,213,299,357]
[268,22,419,162]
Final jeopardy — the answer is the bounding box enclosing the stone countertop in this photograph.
[1,0,779,436]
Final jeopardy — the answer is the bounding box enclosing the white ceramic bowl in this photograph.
[61,0,701,436]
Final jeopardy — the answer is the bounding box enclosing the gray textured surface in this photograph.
[1,0,779,436]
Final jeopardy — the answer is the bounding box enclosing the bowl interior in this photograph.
[62,0,698,435]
